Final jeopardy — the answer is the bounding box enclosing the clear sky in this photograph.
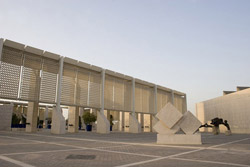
[1,0,249,114]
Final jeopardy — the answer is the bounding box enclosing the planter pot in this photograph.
[20,124,26,128]
[86,125,92,131]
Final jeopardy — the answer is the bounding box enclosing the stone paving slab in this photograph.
[178,149,250,166]
[99,145,195,157]
[0,137,33,145]
[0,143,74,154]
[0,159,21,167]
[0,131,250,167]
[134,158,235,167]
[7,149,153,167]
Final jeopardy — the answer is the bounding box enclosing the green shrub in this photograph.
[11,114,21,125]
[82,112,96,125]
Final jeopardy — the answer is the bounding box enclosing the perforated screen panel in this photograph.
[135,83,143,113]
[89,71,101,108]
[135,83,154,113]
[39,58,59,103]
[114,77,124,111]
[0,46,22,99]
[104,75,114,109]
[174,94,183,113]
[142,86,154,114]
[20,52,42,101]
[124,80,132,111]
[61,63,76,105]
[157,89,172,112]
[76,67,89,106]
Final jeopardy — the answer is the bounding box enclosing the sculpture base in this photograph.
[225,130,232,136]
[157,134,202,145]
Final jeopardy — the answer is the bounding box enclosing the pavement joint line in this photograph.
[169,157,250,167]
[0,142,43,146]
[0,131,236,151]
[209,137,250,148]
[0,135,46,144]
[115,137,250,167]
[94,144,134,149]
[1,148,84,156]
[115,149,204,167]
[0,155,35,167]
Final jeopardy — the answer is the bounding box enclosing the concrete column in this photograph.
[129,78,141,133]
[171,90,175,105]
[38,108,45,128]
[151,85,159,132]
[51,106,66,134]
[20,105,26,124]
[0,104,13,131]
[68,106,79,133]
[112,111,119,131]
[119,111,125,131]
[97,69,110,134]
[154,85,158,113]
[101,69,105,113]
[183,95,187,113]
[51,57,66,134]
[129,113,141,133]
[132,78,135,115]
[79,107,85,130]
[43,106,48,128]
[150,114,158,132]
[56,57,64,113]
[105,110,111,122]
[26,102,39,133]
[140,113,144,132]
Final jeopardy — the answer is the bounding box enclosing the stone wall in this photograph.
[0,104,13,130]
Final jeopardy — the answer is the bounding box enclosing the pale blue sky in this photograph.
[1,0,250,113]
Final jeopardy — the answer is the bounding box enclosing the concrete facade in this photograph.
[196,87,250,134]
[0,38,187,134]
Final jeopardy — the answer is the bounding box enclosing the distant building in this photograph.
[196,86,250,134]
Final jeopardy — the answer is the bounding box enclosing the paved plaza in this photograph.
[0,131,250,167]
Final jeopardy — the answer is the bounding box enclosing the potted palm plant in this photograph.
[82,112,96,131]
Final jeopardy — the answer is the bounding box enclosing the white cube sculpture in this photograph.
[153,103,202,145]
